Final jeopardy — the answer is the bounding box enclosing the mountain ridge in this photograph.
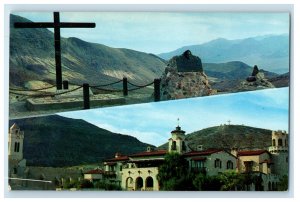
[9,14,166,88]
[158,35,289,74]
[9,115,152,167]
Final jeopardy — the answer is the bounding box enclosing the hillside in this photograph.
[9,115,152,167]
[159,125,273,150]
[9,14,166,88]
[158,35,289,74]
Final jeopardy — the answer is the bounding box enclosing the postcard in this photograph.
[8,11,290,192]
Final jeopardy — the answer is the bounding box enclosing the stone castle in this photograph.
[101,125,288,191]
[8,123,288,191]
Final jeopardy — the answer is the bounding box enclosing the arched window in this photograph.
[126,177,134,190]
[14,142,20,152]
[145,177,154,190]
[182,141,186,151]
[278,139,283,146]
[215,159,222,168]
[227,160,233,169]
[135,177,143,191]
[14,142,17,152]
[272,139,276,146]
[171,141,176,150]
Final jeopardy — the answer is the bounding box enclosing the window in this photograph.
[272,139,276,146]
[244,161,253,173]
[120,165,122,171]
[182,141,186,151]
[227,160,233,169]
[14,142,17,152]
[171,141,176,150]
[214,159,222,168]
[14,142,20,152]
[278,138,283,146]
[285,139,287,146]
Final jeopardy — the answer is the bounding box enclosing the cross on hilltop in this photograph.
[14,12,96,90]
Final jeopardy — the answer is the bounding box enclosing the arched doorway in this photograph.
[145,177,154,191]
[126,177,134,191]
[135,177,143,191]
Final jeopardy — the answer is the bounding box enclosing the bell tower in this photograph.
[9,123,25,161]
[168,119,189,154]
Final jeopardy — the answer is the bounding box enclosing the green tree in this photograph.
[218,171,245,191]
[79,179,94,189]
[193,173,207,191]
[277,175,288,191]
[157,153,194,190]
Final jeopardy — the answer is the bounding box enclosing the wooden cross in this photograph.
[14,12,96,90]
[227,120,231,125]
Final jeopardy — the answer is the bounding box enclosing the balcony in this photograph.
[268,146,288,153]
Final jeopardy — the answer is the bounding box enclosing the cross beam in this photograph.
[14,12,96,90]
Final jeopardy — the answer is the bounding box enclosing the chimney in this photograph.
[197,145,203,151]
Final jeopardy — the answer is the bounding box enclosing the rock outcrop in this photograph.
[160,50,215,100]
[238,65,275,91]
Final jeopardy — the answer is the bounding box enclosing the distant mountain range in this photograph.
[158,35,289,74]
[10,14,166,88]
[9,115,152,167]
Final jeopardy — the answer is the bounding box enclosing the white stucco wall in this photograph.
[121,167,159,191]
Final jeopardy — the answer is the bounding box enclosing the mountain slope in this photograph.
[158,35,289,74]
[9,14,166,87]
[9,115,152,167]
[159,125,273,150]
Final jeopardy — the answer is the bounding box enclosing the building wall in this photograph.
[84,174,103,181]
[205,152,237,176]
[271,152,289,176]
[238,153,271,174]
[121,167,159,191]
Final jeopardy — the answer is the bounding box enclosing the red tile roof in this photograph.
[237,150,269,156]
[105,155,129,162]
[105,162,116,166]
[259,159,273,164]
[129,150,167,157]
[84,169,104,174]
[191,157,207,161]
[183,149,222,157]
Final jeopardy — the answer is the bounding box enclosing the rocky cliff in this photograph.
[237,65,275,91]
[160,50,215,100]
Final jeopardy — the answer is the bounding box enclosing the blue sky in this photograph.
[58,87,289,147]
[13,12,289,54]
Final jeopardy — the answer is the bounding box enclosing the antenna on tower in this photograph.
[177,118,180,127]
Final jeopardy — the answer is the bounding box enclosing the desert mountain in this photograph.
[159,35,289,74]
[10,14,166,88]
[9,115,152,167]
[159,124,273,151]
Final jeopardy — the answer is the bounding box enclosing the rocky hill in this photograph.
[159,124,273,151]
[9,115,152,167]
[9,14,166,88]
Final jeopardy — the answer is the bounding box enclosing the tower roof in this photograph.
[10,123,19,130]
[171,126,185,134]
